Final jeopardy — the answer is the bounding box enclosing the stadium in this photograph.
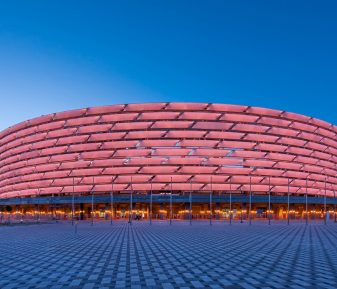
[0,102,336,222]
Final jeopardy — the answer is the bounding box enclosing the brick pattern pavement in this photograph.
[0,221,337,288]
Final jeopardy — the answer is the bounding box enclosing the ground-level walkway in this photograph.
[0,220,337,288]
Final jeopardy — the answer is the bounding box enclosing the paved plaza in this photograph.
[0,220,337,289]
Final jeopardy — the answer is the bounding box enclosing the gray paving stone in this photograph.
[0,221,337,289]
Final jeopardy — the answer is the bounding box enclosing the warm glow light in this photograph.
[178,210,190,214]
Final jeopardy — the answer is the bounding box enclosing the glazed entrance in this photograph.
[2,201,336,224]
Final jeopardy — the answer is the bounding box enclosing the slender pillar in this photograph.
[240,189,243,224]
[287,178,290,225]
[268,176,271,225]
[37,189,40,223]
[189,179,192,225]
[91,176,94,226]
[333,189,337,223]
[218,184,221,220]
[229,177,232,225]
[249,176,252,225]
[305,178,308,225]
[170,177,173,225]
[72,177,75,226]
[129,176,133,225]
[209,177,213,226]
[16,198,19,221]
[150,179,153,225]
[324,177,327,225]
[110,181,114,225]
[20,197,23,223]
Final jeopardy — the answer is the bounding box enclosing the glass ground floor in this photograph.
[1,201,337,223]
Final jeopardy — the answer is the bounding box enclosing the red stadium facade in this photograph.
[0,102,336,222]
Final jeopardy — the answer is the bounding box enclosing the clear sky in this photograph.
[0,0,336,131]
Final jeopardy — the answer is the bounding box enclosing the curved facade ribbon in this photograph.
[0,102,336,198]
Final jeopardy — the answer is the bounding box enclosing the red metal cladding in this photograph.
[0,102,337,198]
[179,111,221,120]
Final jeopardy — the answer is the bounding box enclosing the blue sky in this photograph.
[0,0,336,131]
